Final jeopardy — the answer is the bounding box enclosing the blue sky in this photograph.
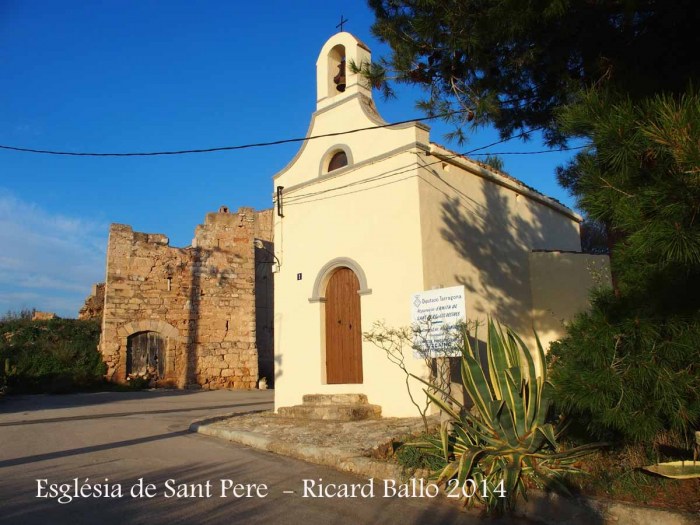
[0,1,581,317]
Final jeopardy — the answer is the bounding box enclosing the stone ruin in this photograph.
[78,283,105,321]
[90,206,274,390]
[31,311,58,321]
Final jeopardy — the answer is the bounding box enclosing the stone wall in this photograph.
[78,283,105,320]
[254,209,275,386]
[99,207,272,389]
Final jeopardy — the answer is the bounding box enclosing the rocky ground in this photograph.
[193,411,700,525]
[191,411,434,480]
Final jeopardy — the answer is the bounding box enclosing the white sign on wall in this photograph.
[410,285,466,357]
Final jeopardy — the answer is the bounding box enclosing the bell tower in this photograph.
[316,32,372,110]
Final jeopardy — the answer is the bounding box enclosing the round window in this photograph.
[328,151,348,172]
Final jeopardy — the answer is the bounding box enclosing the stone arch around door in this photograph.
[116,320,183,384]
[308,257,372,303]
[309,258,372,385]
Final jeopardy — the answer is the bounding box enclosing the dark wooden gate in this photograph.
[325,267,363,384]
[126,331,165,377]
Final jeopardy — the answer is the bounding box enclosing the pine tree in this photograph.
[367,2,700,444]
[549,89,700,444]
[367,0,699,145]
[558,89,700,289]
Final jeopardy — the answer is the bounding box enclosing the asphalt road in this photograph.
[0,390,529,525]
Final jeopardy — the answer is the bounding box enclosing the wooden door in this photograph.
[127,331,165,377]
[325,267,363,384]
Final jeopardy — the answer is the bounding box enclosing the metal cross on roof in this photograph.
[336,15,348,32]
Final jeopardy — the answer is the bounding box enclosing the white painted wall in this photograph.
[416,145,584,350]
[272,32,603,417]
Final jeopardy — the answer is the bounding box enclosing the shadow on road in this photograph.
[0,401,272,427]
[0,429,192,468]
[0,389,273,414]
[0,460,499,525]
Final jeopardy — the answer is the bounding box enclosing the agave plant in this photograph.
[412,319,601,514]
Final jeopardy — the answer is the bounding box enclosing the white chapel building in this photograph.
[272,32,609,418]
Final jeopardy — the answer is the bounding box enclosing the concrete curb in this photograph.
[189,410,267,429]
[190,418,699,525]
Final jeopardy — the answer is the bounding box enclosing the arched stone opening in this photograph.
[319,145,354,177]
[310,258,371,385]
[327,44,346,96]
[126,331,165,378]
[309,257,371,303]
[116,320,183,385]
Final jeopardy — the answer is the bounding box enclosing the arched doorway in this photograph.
[325,267,363,384]
[126,331,165,378]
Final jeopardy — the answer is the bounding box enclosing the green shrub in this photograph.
[0,318,105,393]
[396,440,447,473]
[413,319,600,515]
[549,289,700,446]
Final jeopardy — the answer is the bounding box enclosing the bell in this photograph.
[333,59,346,92]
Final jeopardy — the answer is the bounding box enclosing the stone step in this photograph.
[302,393,369,405]
[277,402,381,421]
